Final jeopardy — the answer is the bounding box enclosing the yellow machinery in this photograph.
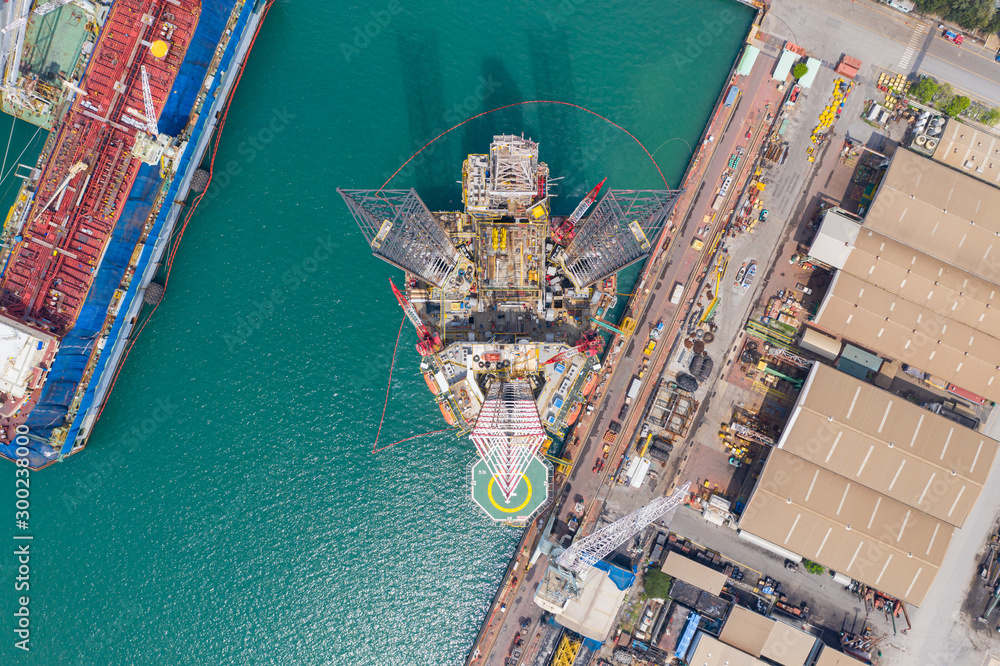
[621,316,637,336]
[551,635,581,666]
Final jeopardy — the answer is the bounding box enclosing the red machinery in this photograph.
[544,329,603,365]
[390,278,443,357]
[551,177,606,245]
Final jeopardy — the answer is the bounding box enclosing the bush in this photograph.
[945,95,971,117]
[912,77,939,104]
[802,559,825,575]
[791,63,809,80]
[643,570,673,599]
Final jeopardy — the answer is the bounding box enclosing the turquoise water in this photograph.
[0,1,751,663]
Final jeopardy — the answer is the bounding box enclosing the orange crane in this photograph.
[390,278,443,357]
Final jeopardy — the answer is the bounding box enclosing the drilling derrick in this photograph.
[389,278,442,357]
[561,189,683,289]
[337,188,460,288]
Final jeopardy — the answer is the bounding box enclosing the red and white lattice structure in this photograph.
[470,378,545,501]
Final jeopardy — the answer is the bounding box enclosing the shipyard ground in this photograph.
[468,1,1000,664]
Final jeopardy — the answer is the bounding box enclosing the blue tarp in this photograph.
[581,637,603,651]
[592,560,636,591]
[0,0,257,467]
[674,614,701,659]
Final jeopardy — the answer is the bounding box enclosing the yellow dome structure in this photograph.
[150,40,169,58]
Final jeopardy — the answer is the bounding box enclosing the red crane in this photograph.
[390,278,443,357]
[544,330,603,365]
[551,177,607,245]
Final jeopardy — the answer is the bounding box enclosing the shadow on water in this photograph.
[458,57,526,170]
[529,26,583,211]
[396,30,454,206]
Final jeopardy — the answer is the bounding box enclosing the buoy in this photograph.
[150,40,169,58]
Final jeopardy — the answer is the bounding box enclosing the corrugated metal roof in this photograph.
[661,551,728,595]
[761,620,817,666]
[931,119,1000,189]
[797,57,822,89]
[773,50,797,81]
[737,46,760,77]
[719,606,772,657]
[814,647,868,666]
[740,363,997,606]
[689,634,769,666]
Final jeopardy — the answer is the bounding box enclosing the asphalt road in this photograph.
[766,0,1000,106]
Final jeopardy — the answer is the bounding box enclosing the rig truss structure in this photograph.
[338,188,461,288]
[561,189,682,289]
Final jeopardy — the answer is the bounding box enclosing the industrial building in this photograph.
[810,148,1000,405]
[738,363,999,605]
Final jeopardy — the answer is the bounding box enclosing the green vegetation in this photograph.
[802,559,825,575]
[915,0,997,31]
[643,570,673,599]
[980,106,999,124]
[912,77,939,104]
[909,75,1000,126]
[791,63,809,80]
[945,95,972,117]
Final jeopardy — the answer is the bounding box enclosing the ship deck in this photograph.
[0,0,198,337]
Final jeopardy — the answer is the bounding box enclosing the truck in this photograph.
[670,282,684,305]
[626,377,642,404]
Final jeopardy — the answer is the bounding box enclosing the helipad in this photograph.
[471,456,549,523]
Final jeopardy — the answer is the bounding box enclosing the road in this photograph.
[765,0,1000,106]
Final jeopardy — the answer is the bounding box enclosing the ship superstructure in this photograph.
[0,0,271,469]
[341,135,682,523]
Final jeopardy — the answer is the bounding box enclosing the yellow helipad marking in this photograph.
[488,474,532,513]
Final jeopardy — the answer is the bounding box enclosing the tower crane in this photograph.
[140,65,158,136]
[389,278,442,357]
[556,483,690,574]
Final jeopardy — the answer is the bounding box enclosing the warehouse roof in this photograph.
[931,119,1000,189]
[813,647,868,666]
[865,148,1000,283]
[718,606,818,665]
[661,551,728,595]
[810,209,861,269]
[688,633,769,666]
[778,363,992,524]
[813,225,1000,404]
[739,363,998,606]
[719,606,773,656]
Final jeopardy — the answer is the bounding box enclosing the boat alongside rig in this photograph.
[0,0,270,469]
[340,135,682,523]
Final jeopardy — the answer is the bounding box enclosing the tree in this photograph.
[912,76,939,104]
[982,107,1000,126]
[791,63,809,80]
[802,559,825,575]
[945,95,971,116]
[643,570,673,599]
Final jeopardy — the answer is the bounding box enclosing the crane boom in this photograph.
[140,65,158,136]
[389,278,442,356]
[566,177,607,227]
[556,483,689,574]
[34,0,72,16]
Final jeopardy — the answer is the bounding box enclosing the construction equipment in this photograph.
[389,278,443,357]
[566,177,607,227]
[590,316,636,338]
[140,65,159,136]
[544,329,603,365]
[35,0,73,16]
[556,483,690,574]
